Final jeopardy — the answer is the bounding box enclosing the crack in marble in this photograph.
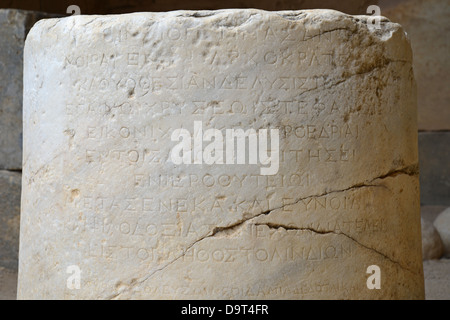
[107,164,418,299]
[253,222,417,274]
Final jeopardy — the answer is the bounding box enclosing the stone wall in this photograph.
[381,0,450,207]
[381,3,450,299]
[0,9,56,272]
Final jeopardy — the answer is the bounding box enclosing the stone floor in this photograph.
[0,267,17,300]
[1,260,448,300]
[423,259,450,300]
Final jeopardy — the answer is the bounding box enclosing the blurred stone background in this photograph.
[0,0,448,300]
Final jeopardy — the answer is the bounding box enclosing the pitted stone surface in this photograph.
[18,10,423,299]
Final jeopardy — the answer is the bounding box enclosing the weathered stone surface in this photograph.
[418,133,450,206]
[0,9,54,170]
[382,0,450,131]
[0,170,21,270]
[423,259,450,300]
[421,218,443,260]
[18,10,423,299]
[434,208,450,257]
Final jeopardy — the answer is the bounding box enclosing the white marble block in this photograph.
[18,9,424,299]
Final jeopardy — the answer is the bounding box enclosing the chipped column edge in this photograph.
[24,8,406,46]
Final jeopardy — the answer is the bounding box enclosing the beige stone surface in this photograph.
[423,259,450,300]
[421,218,443,260]
[18,10,423,299]
[382,0,450,131]
[434,208,450,257]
